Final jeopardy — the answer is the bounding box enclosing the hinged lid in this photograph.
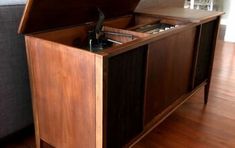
[19,0,140,34]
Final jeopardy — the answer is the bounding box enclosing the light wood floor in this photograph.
[134,40,235,148]
[1,40,234,148]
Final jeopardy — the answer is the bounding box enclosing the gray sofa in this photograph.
[0,4,33,139]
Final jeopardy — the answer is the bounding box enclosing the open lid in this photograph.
[19,0,140,34]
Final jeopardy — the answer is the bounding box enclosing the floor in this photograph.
[0,126,35,148]
[0,39,235,148]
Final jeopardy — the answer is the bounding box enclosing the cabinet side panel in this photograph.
[106,46,147,148]
[25,37,96,148]
[145,28,196,125]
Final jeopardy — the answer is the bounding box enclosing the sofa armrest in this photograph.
[0,4,33,139]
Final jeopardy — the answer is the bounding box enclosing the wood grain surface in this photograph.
[144,28,196,125]
[25,36,97,148]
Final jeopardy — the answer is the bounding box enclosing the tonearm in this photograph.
[88,8,134,52]
[88,8,113,52]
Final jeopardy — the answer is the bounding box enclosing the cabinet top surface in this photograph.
[136,7,224,23]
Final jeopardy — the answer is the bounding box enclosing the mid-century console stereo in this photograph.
[18,0,223,147]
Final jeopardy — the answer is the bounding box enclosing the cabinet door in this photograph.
[144,28,196,125]
[194,20,218,87]
[106,46,147,148]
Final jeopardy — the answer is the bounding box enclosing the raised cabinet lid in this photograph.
[18,0,140,34]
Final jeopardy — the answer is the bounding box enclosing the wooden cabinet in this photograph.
[19,0,223,147]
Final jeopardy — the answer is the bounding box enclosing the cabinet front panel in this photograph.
[106,46,147,148]
[145,28,196,125]
[194,20,217,87]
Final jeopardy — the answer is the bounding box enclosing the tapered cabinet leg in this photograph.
[35,137,40,148]
[204,84,210,104]
[34,129,41,148]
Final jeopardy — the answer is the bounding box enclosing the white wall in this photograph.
[215,0,235,42]
[224,0,235,42]
[0,0,26,5]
